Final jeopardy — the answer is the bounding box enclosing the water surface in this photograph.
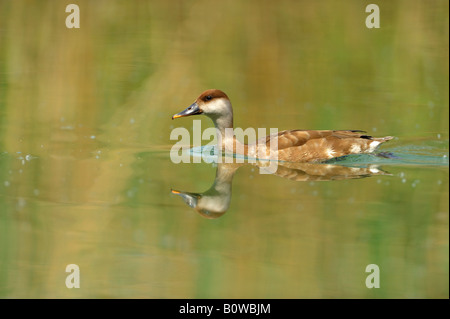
[0,0,448,298]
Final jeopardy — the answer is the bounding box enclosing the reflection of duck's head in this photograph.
[171,163,240,219]
[171,189,229,219]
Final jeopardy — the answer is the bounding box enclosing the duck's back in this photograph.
[258,129,393,162]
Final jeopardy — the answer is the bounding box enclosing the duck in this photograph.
[172,89,393,162]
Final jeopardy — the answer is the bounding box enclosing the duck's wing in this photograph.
[265,129,374,150]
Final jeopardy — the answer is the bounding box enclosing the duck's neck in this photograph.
[211,111,233,140]
[211,113,247,155]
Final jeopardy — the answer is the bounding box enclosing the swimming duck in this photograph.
[172,89,393,162]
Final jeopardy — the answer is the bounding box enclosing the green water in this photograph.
[0,0,448,298]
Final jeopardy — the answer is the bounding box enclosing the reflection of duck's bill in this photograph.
[171,189,200,208]
[171,189,199,198]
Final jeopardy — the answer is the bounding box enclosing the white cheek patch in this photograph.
[204,98,228,114]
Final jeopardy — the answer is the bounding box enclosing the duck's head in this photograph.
[172,89,232,122]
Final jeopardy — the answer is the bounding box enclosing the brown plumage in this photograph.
[172,89,393,162]
[261,129,393,162]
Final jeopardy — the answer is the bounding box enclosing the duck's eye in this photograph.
[206,95,212,101]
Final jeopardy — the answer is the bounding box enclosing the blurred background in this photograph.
[0,0,448,298]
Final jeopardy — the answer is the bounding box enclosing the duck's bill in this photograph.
[172,102,203,119]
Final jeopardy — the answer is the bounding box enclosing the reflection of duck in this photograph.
[172,162,389,218]
[172,163,240,219]
[172,89,393,163]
